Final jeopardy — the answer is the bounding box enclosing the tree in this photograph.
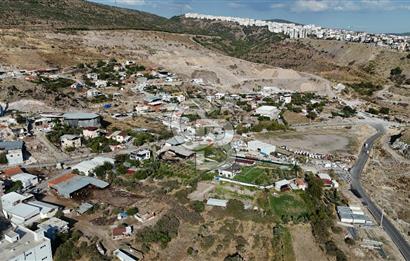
[390,67,402,76]
[6,181,23,193]
[0,152,7,164]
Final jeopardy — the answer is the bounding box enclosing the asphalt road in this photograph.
[350,124,410,261]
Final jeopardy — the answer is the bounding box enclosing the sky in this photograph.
[90,0,410,33]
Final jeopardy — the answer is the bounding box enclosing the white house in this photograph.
[217,163,241,178]
[38,217,69,238]
[255,105,279,120]
[109,131,132,144]
[86,89,104,99]
[1,226,53,261]
[0,141,24,165]
[95,80,108,88]
[72,157,115,176]
[1,192,58,226]
[130,149,151,161]
[280,94,292,104]
[10,173,39,189]
[82,127,100,139]
[86,73,98,81]
[60,134,82,150]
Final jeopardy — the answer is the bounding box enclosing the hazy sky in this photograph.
[90,0,410,33]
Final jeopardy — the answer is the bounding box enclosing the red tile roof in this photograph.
[3,167,25,177]
[48,173,76,187]
[112,227,126,236]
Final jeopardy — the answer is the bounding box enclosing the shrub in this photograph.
[0,152,8,164]
[191,201,205,213]
[127,207,139,215]
[390,67,402,76]
[379,107,390,114]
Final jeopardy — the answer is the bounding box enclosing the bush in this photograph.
[127,207,139,215]
[136,214,180,248]
[379,107,390,114]
[226,199,244,216]
[348,82,382,96]
[390,67,402,76]
[367,107,379,115]
[0,152,8,164]
[191,201,205,213]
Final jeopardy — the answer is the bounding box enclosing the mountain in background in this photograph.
[0,0,171,30]
[0,0,403,84]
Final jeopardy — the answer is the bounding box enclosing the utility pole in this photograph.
[380,210,384,229]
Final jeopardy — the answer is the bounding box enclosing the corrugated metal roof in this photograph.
[0,140,23,150]
[63,112,99,120]
[51,175,109,198]
[206,198,228,207]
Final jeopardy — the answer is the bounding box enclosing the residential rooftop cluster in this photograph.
[185,13,410,51]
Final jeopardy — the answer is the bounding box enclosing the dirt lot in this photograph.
[255,124,374,155]
[289,224,328,261]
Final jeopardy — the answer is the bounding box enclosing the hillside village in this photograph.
[0,55,408,261]
[0,1,409,261]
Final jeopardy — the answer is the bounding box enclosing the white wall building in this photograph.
[10,173,39,189]
[1,226,53,261]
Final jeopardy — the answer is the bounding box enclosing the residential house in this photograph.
[160,146,195,161]
[1,225,53,261]
[109,131,132,144]
[112,226,133,240]
[38,217,69,239]
[0,140,24,165]
[95,80,108,88]
[71,157,114,176]
[86,89,104,99]
[82,127,101,140]
[1,192,59,226]
[280,94,292,104]
[217,163,241,178]
[165,136,185,147]
[317,173,339,189]
[60,134,82,150]
[130,149,151,161]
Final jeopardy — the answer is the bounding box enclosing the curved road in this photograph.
[350,124,410,260]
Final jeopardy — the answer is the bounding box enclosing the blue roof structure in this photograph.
[0,140,23,150]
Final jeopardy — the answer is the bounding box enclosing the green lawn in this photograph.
[269,193,308,220]
[234,166,295,186]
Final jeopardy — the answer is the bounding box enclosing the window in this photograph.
[42,257,48,261]
[25,252,32,256]
[40,244,47,249]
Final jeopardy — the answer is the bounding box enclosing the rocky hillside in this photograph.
[0,0,170,30]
